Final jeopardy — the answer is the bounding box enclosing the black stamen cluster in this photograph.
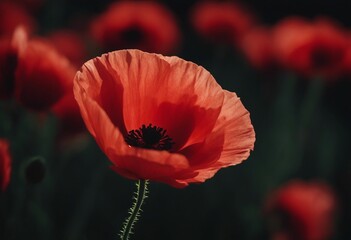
[125,124,174,151]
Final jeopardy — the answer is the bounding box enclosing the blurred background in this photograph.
[0,0,350,239]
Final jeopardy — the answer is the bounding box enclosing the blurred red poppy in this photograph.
[91,2,180,54]
[273,17,348,79]
[0,139,11,192]
[74,49,255,188]
[48,30,87,67]
[0,2,35,37]
[191,2,254,46]
[265,180,337,240]
[240,26,276,70]
[14,29,76,111]
[52,93,85,136]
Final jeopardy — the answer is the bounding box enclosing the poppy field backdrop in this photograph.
[0,0,350,240]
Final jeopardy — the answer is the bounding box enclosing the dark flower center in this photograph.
[124,124,174,151]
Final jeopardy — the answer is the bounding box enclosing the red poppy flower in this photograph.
[91,2,180,54]
[73,49,255,188]
[0,2,35,37]
[48,30,87,67]
[14,30,76,111]
[0,139,11,192]
[265,180,337,240]
[240,26,276,70]
[191,2,254,46]
[273,17,348,79]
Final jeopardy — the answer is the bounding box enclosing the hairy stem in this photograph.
[119,180,149,240]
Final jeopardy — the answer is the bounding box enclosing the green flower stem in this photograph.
[120,180,149,240]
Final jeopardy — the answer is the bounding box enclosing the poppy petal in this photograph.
[212,90,255,166]
[176,90,255,184]
[74,65,191,181]
[97,50,224,150]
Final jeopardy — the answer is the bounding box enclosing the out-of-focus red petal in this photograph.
[91,1,180,54]
[0,139,11,192]
[0,2,35,37]
[15,39,75,111]
[191,2,254,45]
[266,180,337,240]
[240,27,276,70]
[48,30,87,67]
[273,17,348,79]
[11,26,28,54]
[52,93,85,135]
